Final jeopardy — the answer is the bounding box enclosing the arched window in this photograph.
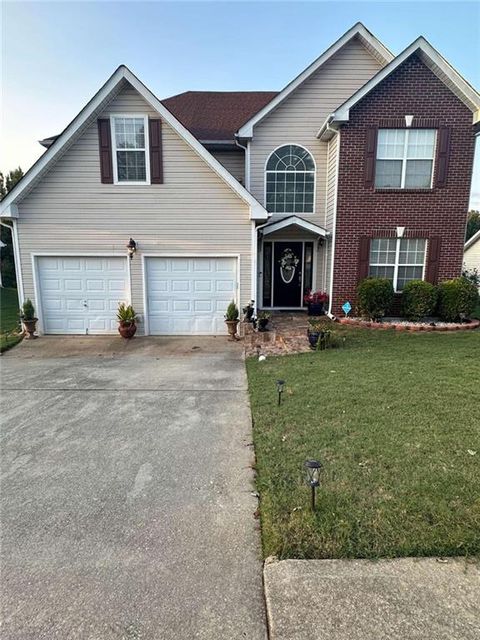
[265,145,315,214]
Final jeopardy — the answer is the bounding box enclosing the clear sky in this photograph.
[2,0,479,207]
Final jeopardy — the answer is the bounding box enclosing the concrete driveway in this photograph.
[1,337,266,639]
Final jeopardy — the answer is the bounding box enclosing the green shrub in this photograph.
[225,300,239,321]
[401,280,437,321]
[437,277,479,322]
[116,302,137,325]
[20,298,36,321]
[357,277,394,320]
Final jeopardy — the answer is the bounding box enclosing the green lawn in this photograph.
[0,287,22,352]
[246,324,480,560]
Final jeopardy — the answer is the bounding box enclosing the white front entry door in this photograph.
[145,256,237,335]
[37,256,129,334]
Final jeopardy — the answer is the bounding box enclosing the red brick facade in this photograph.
[332,54,475,315]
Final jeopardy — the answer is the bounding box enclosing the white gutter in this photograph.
[327,131,341,317]
[234,136,250,191]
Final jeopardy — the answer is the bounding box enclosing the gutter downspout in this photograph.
[327,130,340,319]
[0,219,24,307]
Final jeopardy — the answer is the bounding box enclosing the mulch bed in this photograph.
[339,317,480,332]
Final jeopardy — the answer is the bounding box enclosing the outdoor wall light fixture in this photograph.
[276,379,285,405]
[305,459,322,511]
[126,238,137,259]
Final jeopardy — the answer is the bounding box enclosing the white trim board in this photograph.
[237,22,393,139]
[318,37,480,138]
[1,66,267,221]
[465,228,480,251]
[261,216,328,238]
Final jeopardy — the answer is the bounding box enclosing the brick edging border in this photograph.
[338,318,480,332]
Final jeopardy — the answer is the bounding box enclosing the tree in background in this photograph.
[466,210,480,241]
[0,167,24,288]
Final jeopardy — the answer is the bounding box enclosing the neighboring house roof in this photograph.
[318,36,480,139]
[39,90,279,148]
[1,65,267,221]
[237,22,394,139]
[162,91,278,142]
[465,228,480,251]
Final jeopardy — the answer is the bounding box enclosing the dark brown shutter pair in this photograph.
[97,118,163,184]
[364,126,451,189]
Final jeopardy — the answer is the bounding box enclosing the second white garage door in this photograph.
[145,257,237,335]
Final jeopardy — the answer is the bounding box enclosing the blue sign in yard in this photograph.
[342,301,352,316]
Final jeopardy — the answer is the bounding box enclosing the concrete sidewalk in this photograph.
[264,557,480,640]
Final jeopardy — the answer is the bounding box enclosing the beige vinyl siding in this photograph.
[249,36,383,228]
[211,150,245,184]
[324,132,340,294]
[16,83,251,333]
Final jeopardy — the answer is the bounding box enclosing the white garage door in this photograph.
[37,256,129,334]
[146,256,237,335]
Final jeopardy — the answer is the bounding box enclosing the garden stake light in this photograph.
[305,459,321,511]
[276,379,285,406]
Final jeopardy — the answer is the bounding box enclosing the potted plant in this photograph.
[224,300,239,340]
[307,319,324,349]
[257,311,271,331]
[117,302,138,339]
[20,298,38,339]
[304,290,328,316]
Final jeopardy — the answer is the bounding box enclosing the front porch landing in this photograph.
[243,312,314,357]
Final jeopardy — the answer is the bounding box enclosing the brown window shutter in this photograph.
[97,119,113,184]
[425,237,441,283]
[364,127,378,188]
[149,119,163,184]
[358,237,371,281]
[435,127,451,188]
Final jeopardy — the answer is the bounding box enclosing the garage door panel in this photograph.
[37,257,128,335]
[146,257,237,335]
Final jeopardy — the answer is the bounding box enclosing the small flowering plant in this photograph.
[303,290,329,305]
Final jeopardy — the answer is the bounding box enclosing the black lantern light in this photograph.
[276,379,285,406]
[126,238,137,259]
[305,459,322,510]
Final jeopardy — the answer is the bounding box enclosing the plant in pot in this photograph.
[304,290,328,316]
[20,298,38,339]
[307,318,325,349]
[257,311,271,332]
[117,302,138,339]
[224,301,240,340]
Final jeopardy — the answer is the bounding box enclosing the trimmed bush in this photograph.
[437,277,479,322]
[401,280,437,321]
[357,277,394,320]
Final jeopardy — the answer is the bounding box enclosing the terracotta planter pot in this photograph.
[22,318,38,339]
[225,319,239,340]
[118,322,137,339]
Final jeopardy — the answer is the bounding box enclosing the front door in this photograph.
[273,242,303,307]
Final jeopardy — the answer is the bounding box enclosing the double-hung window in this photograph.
[111,116,149,184]
[375,129,436,189]
[369,238,427,292]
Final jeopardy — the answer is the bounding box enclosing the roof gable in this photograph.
[318,37,480,138]
[1,66,267,220]
[237,22,394,138]
[465,228,480,251]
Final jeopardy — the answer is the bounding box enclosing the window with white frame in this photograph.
[375,129,436,189]
[265,145,315,214]
[112,116,149,183]
[369,238,427,292]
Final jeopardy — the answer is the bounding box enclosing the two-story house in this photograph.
[1,23,479,334]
